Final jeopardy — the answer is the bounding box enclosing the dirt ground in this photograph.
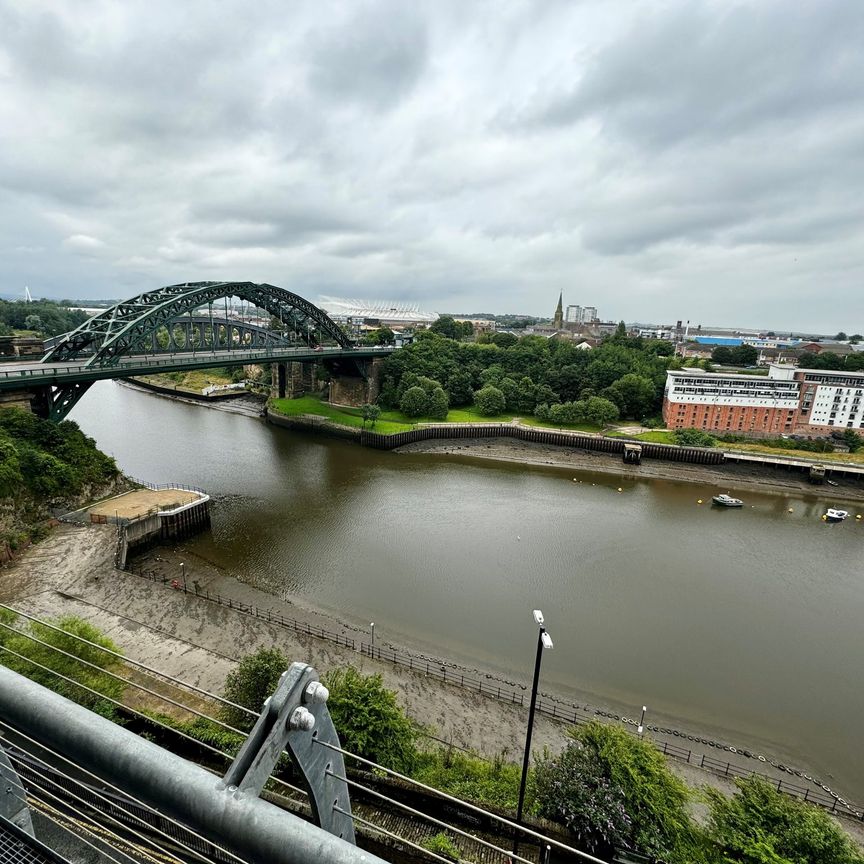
[2,524,862,846]
[397,437,864,502]
[86,488,203,519]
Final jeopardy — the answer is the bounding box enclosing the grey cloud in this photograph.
[305,2,428,110]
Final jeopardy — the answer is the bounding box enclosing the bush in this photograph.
[0,614,126,720]
[400,386,429,418]
[532,722,703,863]
[421,832,461,861]
[221,647,289,730]
[322,666,419,772]
[707,776,864,864]
[473,385,506,416]
[673,428,717,448]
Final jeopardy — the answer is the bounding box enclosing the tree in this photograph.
[842,429,862,453]
[707,776,864,864]
[474,385,506,416]
[361,404,381,428]
[834,332,848,341]
[24,314,43,332]
[850,334,862,344]
[426,386,449,420]
[733,345,758,366]
[400,386,429,418]
[322,666,419,772]
[221,647,288,730]
[446,371,475,407]
[429,316,460,340]
[712,346,735,365]
[583,396,619,426]
[605,374,656,419]
[490,332,518,349]
[363,326,395,346]
[532,722,701,863]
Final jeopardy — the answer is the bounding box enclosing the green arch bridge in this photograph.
[0,281,394,420]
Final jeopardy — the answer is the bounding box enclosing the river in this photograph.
[70,381,864,798]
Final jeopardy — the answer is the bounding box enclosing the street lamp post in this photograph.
[370,622,375,656]
[514,610,553,855]
[180,562,186,592]
[638,705,647,736]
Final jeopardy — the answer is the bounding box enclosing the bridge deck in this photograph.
[0,346,393,390]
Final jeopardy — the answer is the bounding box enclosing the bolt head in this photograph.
[289,706,316,732]
[304,681,330,705]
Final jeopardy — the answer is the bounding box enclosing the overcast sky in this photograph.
[1,0,862,331]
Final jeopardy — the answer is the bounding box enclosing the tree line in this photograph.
[378,321,675,423]
[0,299,88,337]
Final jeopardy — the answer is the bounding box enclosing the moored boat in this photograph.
[825,508,849,521]
[712,494,744,508]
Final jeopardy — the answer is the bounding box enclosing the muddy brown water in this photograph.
[71,381,864,799]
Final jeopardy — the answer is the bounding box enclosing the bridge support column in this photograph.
[272,363,287,399]
[329,358,383,407]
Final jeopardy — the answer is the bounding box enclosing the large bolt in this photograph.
[304,681,329,705]
[289,706,315,732]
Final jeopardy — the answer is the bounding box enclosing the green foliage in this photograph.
[413,746,521,810]
[0,614,126,720]
[673,428,718,447]
[322,666,419,772]
[707,776,864,864]
[796,351,864,372]
[552,722,703,863]
[474,385,506,416]
[604,374,657,419]
[363,326,395,346]
[421,832,461,861]
[221,647,288,730]
[0,299,88,337]
[429,316,473,340]
[718,435,834,454]
[834,332,848,341]
[842,430,863,453]
[584,396,620,425]
[426,386,449,420]
[0,409,118,502]
[446,371,475,407]
[361,403,382,428]
[400,386,430,417]
[712,345,759,366]
[532,742,632,857]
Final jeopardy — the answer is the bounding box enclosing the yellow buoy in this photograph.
[788,508,794,513]
[857,514,862,520]
[617,487,623,493]
[697,499,703,505]
[822,515,827,521]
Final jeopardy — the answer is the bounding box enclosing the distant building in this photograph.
[566,304,581,323]
[319,297,438,327]
[553,293,564,329]
[663,365,864,437]
[581,306,598,323]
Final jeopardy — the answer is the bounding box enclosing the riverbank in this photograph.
[396,436,864,502]
[3,522,862,840]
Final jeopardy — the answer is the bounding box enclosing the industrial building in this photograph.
[663,365,864,436]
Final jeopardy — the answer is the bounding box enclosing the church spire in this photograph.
[553,291,563,329]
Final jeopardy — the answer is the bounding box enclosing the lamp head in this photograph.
[532,609,544,626]
[541,631,554,650]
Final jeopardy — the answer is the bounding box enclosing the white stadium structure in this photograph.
[318,296,438,326]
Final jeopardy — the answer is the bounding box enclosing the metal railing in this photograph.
[122,566,863,822]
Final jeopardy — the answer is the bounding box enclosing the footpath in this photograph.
[1,524,862,844]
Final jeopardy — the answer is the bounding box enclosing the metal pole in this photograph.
[180,562,186,591]
[370,623,374,655]
[515,627,544,833]
[0,666,386,864]
[638,705,647,736]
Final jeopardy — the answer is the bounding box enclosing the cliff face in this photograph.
[0,407,125,561]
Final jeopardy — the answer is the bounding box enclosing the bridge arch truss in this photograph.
[44,281,352,366]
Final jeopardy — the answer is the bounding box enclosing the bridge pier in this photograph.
[329,357,383,407]
[271,362,318,400]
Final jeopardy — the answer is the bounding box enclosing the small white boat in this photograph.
[825,509,849,521]
[712,494,744,508]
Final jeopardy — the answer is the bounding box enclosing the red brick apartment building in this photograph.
[663,365,864,437]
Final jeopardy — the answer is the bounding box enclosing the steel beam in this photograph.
[0,666,385,864]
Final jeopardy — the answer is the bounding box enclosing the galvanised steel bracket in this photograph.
[0,746,33,836]
[222,663,355,844]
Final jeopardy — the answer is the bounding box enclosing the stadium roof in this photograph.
[318,296,438,324]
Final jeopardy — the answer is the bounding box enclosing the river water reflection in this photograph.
[71,382,864,798]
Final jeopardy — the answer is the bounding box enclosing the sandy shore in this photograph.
[396,437,864,502]
[2,522,862,845]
